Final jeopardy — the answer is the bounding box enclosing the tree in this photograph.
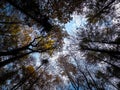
[86,0,116,24]
[75,25,120,89]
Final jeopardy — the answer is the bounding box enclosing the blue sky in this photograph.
[65,13,86,35]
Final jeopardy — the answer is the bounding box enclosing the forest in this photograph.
[0,0,120,90]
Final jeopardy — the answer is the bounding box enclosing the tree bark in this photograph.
[0,44,30,56]
[82,46,120,55]
[0,52,32,68]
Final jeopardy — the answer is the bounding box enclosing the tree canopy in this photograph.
[0,0,120,90]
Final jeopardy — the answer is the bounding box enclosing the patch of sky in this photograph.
[63,13,87,54]
[31,53,41,66]
[65,13,87,35]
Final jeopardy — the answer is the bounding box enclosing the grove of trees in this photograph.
[0,0,120,90]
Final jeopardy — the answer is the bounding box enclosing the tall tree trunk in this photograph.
[82,46,120,55]
[0,44,30,56]
[0,52,32,68]
[0,21,24,24]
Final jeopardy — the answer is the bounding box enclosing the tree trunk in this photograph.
[82,46,120,55]
[0,52,32,68]
[0,44,30,56]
